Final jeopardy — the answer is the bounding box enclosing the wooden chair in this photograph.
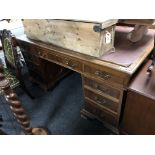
[0,29,34,98]
[0,64,48,135]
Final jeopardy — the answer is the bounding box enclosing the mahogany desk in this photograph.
[16,26,154,133]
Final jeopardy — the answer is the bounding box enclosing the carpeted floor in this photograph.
[0,72,115,135]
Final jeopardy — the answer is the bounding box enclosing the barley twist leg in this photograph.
[0,71,48,135]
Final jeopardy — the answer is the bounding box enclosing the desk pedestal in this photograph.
[21,48,71,91]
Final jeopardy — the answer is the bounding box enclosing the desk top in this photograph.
[16,26,154,77]
[102,26,154,67]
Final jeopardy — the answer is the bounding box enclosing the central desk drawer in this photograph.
[47,53,83,72]
[60,57,82,72]
[84,65,124,85]
[84,88,119,113]
[45,52,61,63]
[83,77,121,99]
[85,98,118,126]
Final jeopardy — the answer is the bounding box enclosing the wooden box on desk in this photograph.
[22,19,117,57]
[121,60,155,134]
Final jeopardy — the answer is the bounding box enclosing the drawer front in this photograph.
[85,99,118,126]
[46,53,83,72]
[84,88,119,113]
[25,44,41,56]
[21,44,47,57]
[21,45,60,65]
[58,56,82,72]
[22,52,41,65]
[45,52,62,63]
[84,65,124,84]
[83,77,121,99]
[31,46,48,57]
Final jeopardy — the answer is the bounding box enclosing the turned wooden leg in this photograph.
[0,73,32,134]
[0,69,48,135]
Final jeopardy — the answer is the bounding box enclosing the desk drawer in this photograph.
[85,98,118,126]
[83,77,121,99]
[30,47,61,64]
[22,52,41,65]
[60,57,82,72]
[43,52,83,72]
[84,65,123,84]
[20,42,40,56]
[22,44,47,57]
[45,52,62,63]
[84,88,118,113]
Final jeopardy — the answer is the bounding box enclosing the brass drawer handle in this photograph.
[94,83,99,89]
[64,58,77,69]
[38,51,47,58]
[95,71,111,80]
[64,58,69,65]
[94,96,106,104]
[95,71,100,76]
[94,83,108,92]
[38,51,42,56]
[70,63,77,68]
[65,61,69,65]
[42,53,47,58]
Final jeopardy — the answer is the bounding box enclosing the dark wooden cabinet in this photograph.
[121,60,155,134]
